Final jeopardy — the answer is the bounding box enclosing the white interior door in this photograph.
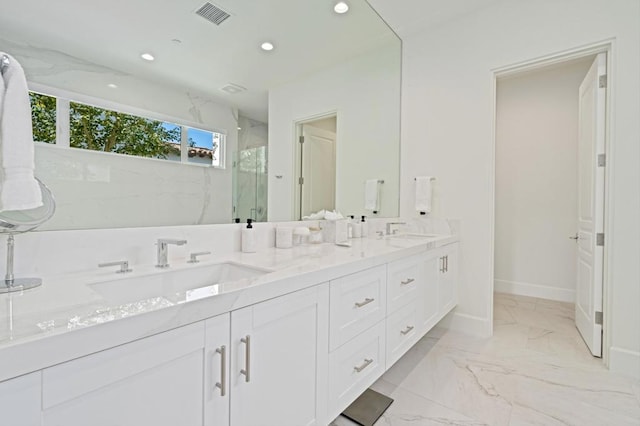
[575,53,606,357]
[301,124,336,217]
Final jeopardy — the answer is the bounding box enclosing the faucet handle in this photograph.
[188,251,212,264]
[99,260,132,274]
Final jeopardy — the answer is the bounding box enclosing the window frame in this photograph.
[28,82,227,168]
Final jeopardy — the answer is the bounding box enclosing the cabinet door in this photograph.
[42,321,222,426]
[230,284,329,426]
[438,243,459,316]
[205,314,232,426]
[0,371,42,426]
[421,250,440,333]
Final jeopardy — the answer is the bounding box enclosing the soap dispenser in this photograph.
[360,215,368,238]
[352,215,362,238]
[242,219,256,253]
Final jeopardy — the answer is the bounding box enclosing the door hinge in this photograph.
[299,136,304,144]
[298,176,304,185]
[597,154,606,167]
[599,75,607,89]
[595,311,603,325]
[596,233,605,246]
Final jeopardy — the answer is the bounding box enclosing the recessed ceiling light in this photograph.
[107,83,118,89]
[260,42,274,51]
[334,2,349,14]
[140,53,155,61]
[237,127,242,130]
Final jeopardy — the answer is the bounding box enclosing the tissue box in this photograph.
[319,219,349,243]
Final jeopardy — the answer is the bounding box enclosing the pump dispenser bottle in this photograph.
[360,216,368,238]
[242,219,256,253]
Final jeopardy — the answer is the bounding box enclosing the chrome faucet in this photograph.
[156,239,187,268]
[386,222,407,235]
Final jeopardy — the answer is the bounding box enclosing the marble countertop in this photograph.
[0,234,457,382]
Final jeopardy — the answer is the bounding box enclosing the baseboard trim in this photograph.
[609,347,640,379]
[437,310,492,338]
[494,279,575,303]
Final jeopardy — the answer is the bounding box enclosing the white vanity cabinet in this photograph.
[41,318,229,426]
[230,284,329,426]
[0,371,42,426]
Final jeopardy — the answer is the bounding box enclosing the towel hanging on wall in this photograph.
[415,176,434,214]
[364,179,381,213]
[0,53,42,211]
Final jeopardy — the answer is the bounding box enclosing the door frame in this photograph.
[292,111,338,220]
[489,40,615,365]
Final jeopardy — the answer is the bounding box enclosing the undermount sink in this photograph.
[90,262,272,305]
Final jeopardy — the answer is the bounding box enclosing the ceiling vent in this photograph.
[220,83,247,94]
[195,2,231,26]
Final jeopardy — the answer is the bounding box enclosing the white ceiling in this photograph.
[367,0,504,37]
[0,0,396,121]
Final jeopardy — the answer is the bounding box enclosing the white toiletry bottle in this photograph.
[242,219,256,253]
[352,215,362,238]
[360,216,368,238]
[347,215,354,238]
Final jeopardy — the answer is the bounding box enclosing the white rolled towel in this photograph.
[0,52,42,211]
[415,176,433,213]
[364,179,379,211]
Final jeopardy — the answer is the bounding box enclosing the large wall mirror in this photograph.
[0,0,401,230]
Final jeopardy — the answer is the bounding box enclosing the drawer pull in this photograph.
[400,278,415,286]
[354,298,375,308]
[240,335,251,382]
[215,345,226,396]
[353,358,373,373]
[400,325,415,335]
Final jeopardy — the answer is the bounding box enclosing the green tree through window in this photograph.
[30,92,56,143]
[69,102,180,159]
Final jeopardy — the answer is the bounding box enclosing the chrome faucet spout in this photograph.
[156,239,188,268]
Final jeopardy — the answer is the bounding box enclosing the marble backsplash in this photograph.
[0,218,454,280]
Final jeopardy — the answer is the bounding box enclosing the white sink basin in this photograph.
[90,262,272,305]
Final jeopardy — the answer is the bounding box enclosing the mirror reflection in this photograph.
[0,0,401,230]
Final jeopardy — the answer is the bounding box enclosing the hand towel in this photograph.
[415,176,433,213]
[0,52,42,211]
[364,179,379,211]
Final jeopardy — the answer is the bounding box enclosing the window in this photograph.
[29,91,225,167]
[30,92,56,144]
[186,127,222,167]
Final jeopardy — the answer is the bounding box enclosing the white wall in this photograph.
[268,40,401,221]
[494,58,593,302]
[1,36,239,230]
[385,0,639,377]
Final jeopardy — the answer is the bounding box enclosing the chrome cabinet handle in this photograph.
[354,298,375,308]
[439,257,445,273]
[215,345,226,396]
[569,233,579,240]
[400,278,415,286]
[240,335,251,382]
[400,325,415,335]
[445,255,448,273]
[353,358,373,373]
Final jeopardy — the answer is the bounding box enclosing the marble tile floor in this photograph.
[331,293,640,426]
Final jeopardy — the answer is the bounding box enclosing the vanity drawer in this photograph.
[385,300,421,368]
[329,265,386,350]
[328,320,386,420]
[387,254,423,314]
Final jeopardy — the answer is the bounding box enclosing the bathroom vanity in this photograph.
[0,232,458,426]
